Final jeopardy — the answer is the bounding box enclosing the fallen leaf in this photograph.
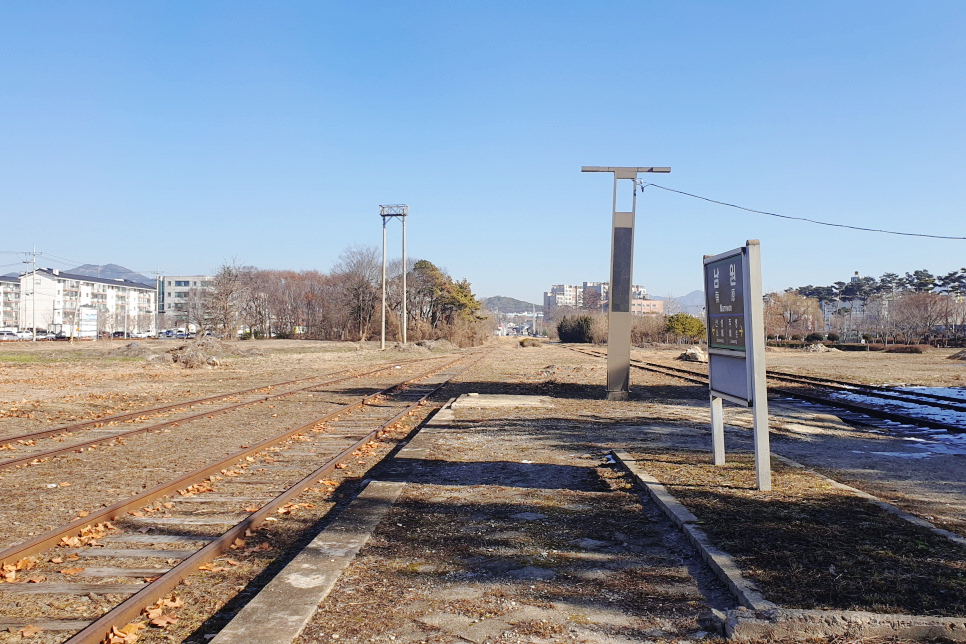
[197,563,228,572]
[19,625,43,637]
[16,557,38,570]
[59,567,85,575]
[149,613,178,627]
[26,575,46,583]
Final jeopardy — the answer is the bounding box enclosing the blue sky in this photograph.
[2,2,964,302]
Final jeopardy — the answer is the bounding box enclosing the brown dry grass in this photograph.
[636,449,966,616]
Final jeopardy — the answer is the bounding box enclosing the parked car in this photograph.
[0,330,18,341]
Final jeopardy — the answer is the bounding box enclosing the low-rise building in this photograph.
[1,276,20,329]
[157,275,213,330]
[19,268,157,336]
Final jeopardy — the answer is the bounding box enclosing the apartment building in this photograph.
[19,268,157,335]
[157,275,213,328]
[543,284,583,308]
[1,276,20,329]
[544,281,662,314]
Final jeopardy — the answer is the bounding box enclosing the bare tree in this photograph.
[581,288,602,312]
[764,291,822,339]
[661,294,684,317]
[892,292,946,344]
[206,260,254,339]
[333,245,380,340]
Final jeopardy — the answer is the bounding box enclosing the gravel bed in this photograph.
[0,352,459,552]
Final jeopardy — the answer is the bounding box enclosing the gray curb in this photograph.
[771,453,966,548]
[611,449,966,642]
[611,450,774,612]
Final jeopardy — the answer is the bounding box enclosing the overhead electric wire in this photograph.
[638,182,966,240]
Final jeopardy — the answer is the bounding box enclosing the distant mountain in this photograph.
[68,264,153,286]
[481,296,542,314]
[653,290,705,313]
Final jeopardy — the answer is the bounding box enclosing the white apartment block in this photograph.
[544,281,661,314]
[20,268,157,334]
[543,284,583,308]
[1,276,21,329]
[157,275,213,326]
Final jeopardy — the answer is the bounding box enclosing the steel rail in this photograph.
[765,370,966,406]
[0,353,451,445]
[63,355,477,644]
[0,361,428,472]
[567,346,965,433]
[768,387,966,433]
[0,355,465,569]
[0,375,328,444]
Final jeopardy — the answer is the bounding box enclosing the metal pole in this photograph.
[381,218,387,350]
[31,247,36,342]
[582,167,669,400]
[401,212,407,345]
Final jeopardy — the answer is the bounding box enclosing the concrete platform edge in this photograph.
[612,449,966,642]
[771,453,966,548]
[610,450,774,612]
[209,399,457,644]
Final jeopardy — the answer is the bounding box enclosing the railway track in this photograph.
[569,347,966,433]
[0,352,479,642]
[0,355,449,472]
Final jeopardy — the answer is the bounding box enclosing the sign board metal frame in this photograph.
[703,240,770,491]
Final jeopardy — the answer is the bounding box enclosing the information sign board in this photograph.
[702,241,771,491]
[704,254,745,351]
[78,306,98,339]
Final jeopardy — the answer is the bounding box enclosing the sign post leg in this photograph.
[745,240,771,491]
[710,394,725,465]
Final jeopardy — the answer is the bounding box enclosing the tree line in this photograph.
[548,307,705,345]
[162,247,491,347]
[766,267,966,345]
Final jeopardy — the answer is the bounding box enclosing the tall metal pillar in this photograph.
[401,213,407,344]
[582,167,670,400]
[379,205,409,348]
[381,219,388,350]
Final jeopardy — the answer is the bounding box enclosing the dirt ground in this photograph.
[638,343,966,387]
[0,338,450,433]
[2,338,962,421]
[2,338,965,643]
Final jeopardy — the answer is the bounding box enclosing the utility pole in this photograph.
[24,247,40,342]
[582,166,670,400]
[380,205,409,349]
